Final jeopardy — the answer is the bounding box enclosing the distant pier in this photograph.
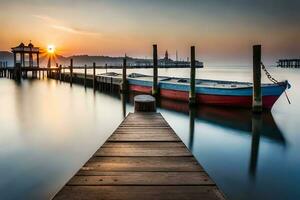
[277,59,300,68]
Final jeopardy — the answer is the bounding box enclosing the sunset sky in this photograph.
[0,0,299,66]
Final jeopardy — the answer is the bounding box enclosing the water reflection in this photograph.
[157,98,285,144]
[249,114,262,178]
[188,105,196,150]
[121,93,127,119]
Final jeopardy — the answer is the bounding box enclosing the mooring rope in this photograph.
[261,62,291,104]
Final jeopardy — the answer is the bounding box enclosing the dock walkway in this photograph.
[54,112,225,200]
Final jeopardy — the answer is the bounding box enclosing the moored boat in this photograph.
[127,73,290,109]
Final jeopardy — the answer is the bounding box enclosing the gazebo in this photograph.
[11,42,40,68]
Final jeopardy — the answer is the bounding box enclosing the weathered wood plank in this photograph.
[102,142,185,148]
[67,172,214,186]
[54,186,224,200]
[115,127,173,132]
[108,133,180,142]
[114,129,175,134]
[82,157,202,172]
[95,147,191,157]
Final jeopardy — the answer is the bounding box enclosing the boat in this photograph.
[126,73,290,109]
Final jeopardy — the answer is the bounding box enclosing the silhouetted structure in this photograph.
[11,42,40,68]
[277,59,300,68]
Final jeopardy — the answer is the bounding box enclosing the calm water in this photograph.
[0,67,299,200]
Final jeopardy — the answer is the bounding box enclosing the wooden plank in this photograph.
[82,157,203,172]
[95,147,192,157]
[115,127,173,131]
[108,133,180,142]
[54,186,224,200]
[67,172,214,186]
[113,129,176,134]
[102,142,185,148]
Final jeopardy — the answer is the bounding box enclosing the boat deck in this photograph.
[53,112,226,200]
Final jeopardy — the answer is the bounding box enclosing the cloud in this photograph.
[32,14,58,23]
[51,25,101,36]
[32,14,100,36]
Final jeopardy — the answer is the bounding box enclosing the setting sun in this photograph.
[47,45,55,54]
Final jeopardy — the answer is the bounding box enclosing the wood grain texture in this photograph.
[95,147,191,157]
[55,186,225,200]
[53,112,226,200]
[68,172,214,186]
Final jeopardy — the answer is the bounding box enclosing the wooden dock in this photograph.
[53,112,225,200]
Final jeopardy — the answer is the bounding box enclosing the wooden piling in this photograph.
[15,63,21,81]
[189,46,196,105]
[134,95,156,112]
[84,64,87,88]
[152,44,158,96]
[70,59,73,86]
[252,45,262,113]
[122,57,127,92]
[59,65,62,81]
[93,62,96,90]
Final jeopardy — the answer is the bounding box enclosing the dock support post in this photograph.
[59,65,62,81]
[15,63,21,81]
[70,59,73,86]
[252,45,262,113]
[84,64,87,88]
[122,56,127,93]
[189,46,196,105]
[152,44,159,96]
[93,62,96,91]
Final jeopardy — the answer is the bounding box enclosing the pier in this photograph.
[53,95,225,200]
[277,59,300,68]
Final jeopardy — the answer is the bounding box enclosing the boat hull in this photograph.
[129,83,286,109]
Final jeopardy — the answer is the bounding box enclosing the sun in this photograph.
[47,45,55,54]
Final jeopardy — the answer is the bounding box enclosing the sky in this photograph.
[0,0,299,66]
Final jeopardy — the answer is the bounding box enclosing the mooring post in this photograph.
[84,64,87,88]
[15,63,21,81]
[152,44,158,96]
[55,63,58,79]
[93,62,96,90]
[252,45,262,113]
[122,56,127,93]
[59,64,62,81]
[134,95,156,112]
[70,59,73,86]
[189,46,196,105]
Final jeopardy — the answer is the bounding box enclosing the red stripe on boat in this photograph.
[129,85,280,109]
[129,85,152,94]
